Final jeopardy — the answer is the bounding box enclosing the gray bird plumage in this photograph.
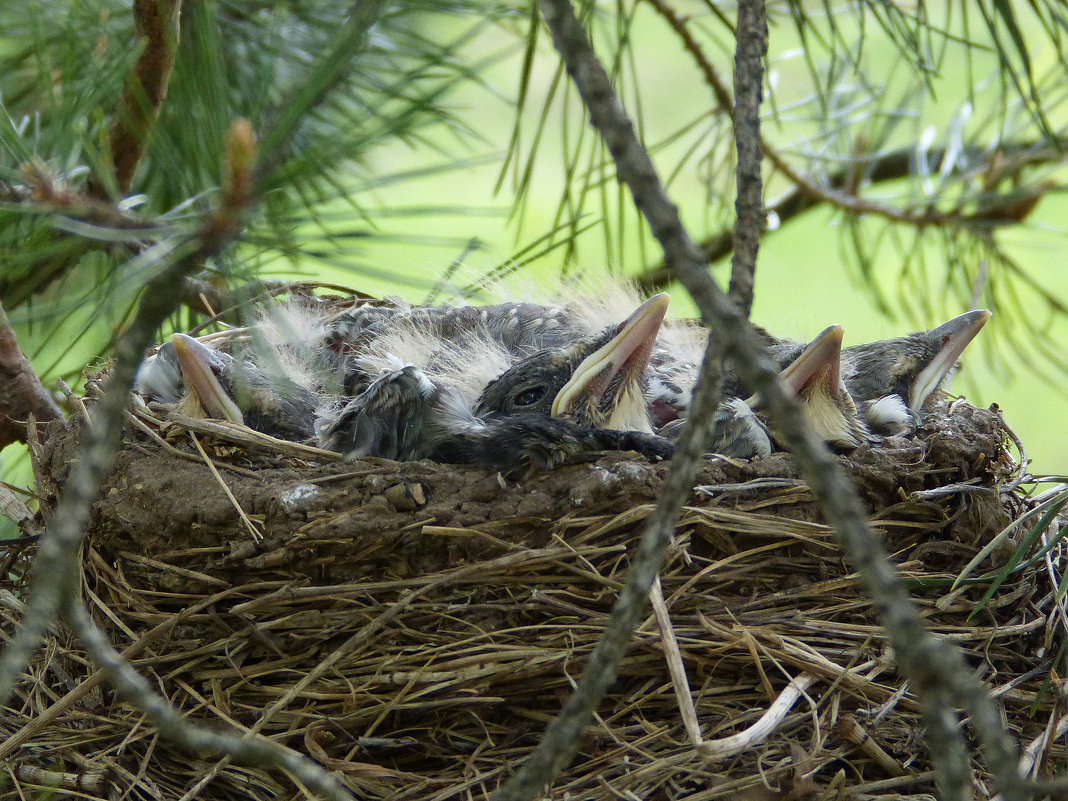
[318,356,440,460]
[660,397,773,460]
[134,289,991,474]
[840,309,992,433]
[660,325,869,457]
[320,293,674,474]
[476,293,669,431]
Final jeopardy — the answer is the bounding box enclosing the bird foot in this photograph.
[430,417,675,480]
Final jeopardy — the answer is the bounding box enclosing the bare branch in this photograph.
[0,237,202,707]
[727,0,767,318]
[635,141,1065,293]
[0,300,62,449]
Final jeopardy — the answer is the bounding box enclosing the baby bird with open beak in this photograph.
[759,324,871,452]
[841,310,992,434]
[474,293,670,432]
[135,333,320,442]
[661,324,871,458]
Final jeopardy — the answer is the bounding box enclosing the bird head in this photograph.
[842,310,991,430]
[135,339,185,405]
[165,333,318,441]
[750,324,871,451]
[474,293,670,432]
[170,334,246,425]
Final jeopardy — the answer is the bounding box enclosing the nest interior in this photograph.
[2,395,1056,801]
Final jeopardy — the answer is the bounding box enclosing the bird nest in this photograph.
[2,384,1058,801]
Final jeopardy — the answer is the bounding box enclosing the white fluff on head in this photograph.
[134,345,183,404]
[245,300,337,392]
[257,300,330,346]
[353,351,408,377]
[432,274,713,412]
[428,385,486,435]
[554,280,651,335]
[551,278,707,363]
[361,320,515,409]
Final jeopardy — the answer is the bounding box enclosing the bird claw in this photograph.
[428,417,675,479]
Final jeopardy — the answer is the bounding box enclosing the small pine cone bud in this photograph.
[222,118,257,210]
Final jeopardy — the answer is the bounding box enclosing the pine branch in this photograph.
[634,141,1064,293]
[256,0,390,185]
[89,0,183,197]
[0,119,259,729]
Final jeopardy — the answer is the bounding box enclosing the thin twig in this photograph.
[727,0,767,318]
[647,576,701,747]
[697,673,817,759]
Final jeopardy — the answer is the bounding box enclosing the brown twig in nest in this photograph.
[0,300,62,449]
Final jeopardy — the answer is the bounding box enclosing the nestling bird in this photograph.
[134,287,990,475]
[839,309,991,433]
[752,324,873,451]
[428,414,676,479]
[647,309,991,441]
[325,298,581,367]
[660,325,870,458]
[320,293,675,475]
[136,333,320,441]
[474,293,670,432]
[659,397,773,460]
[316,354,440,460]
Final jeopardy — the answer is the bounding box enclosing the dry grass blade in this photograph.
[189,431,264,542]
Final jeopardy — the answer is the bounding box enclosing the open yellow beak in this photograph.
[171,333,244,425]
[550,292,670,430]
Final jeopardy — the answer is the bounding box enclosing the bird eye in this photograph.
[514,386,546,407]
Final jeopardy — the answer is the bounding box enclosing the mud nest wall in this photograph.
[2,397,1059,801]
